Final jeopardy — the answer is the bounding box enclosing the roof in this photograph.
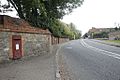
[88,27,115,33]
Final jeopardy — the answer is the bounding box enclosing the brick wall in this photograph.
[0,15,51,61]
[0,15,51,35]
[0,31,51,61]
[0,15,68,61]
[51,36,69,45]
[59,37,69,43]
[0,32,10,61]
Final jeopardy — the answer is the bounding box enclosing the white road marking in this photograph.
[66,47,73,49]
[80,39,120,60]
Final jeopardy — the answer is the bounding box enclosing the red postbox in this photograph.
[12,35,22,60]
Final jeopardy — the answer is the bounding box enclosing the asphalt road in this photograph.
[59,39,120,80]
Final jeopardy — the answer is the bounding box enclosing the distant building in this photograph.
[108,31,120,40]
[88,27,115,38]
[88,27,115,34]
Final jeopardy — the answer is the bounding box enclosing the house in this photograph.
[0,15,51,61]
[108,31,120,40]
[88,27,115,38]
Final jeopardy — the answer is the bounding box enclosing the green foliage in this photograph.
[68,23,81,39]
[0,0,84,28]
[115,27,118,31]
[49,19,63,37]
[93,32,108,38]
[106,40,120,43]
[43,0,84,19]
[75,30,82,39]
[114,27,120,31]
[49,20,81,39]
[0,0,83,38]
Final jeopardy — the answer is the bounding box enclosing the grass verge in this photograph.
[105,40,120,44]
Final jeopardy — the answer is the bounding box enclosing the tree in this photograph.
[93,32,108,38]
[75,30,81,39]
[0,0,83,39]
[68,23,81,39]
[0,1,13,13]
[115,27,118,31]
[48,20,81,39]
[49,19,64,37]
[119,27,120,30]
[0,0,84,28]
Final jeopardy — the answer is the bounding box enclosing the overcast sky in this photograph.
[1,0,120,35]
[62,0,120,35]
[0,0,18,17]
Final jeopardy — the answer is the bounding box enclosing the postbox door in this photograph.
[12,36,22,59]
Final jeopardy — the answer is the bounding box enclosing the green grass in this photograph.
[105,40,120,44]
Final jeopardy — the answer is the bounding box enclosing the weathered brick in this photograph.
[0,15,69,61]
[0,15,51,61]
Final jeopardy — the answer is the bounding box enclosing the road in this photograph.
[58,39,120,80]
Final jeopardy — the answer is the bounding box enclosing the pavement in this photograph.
[56,43,75,80]
[0,45,58,80]
[57,39,120,80]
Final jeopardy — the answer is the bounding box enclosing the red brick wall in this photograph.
[51,36,69,45]
[0,15,51,35]
[0,15,69,46]
[59,37,69,44]
[51,36,59,45]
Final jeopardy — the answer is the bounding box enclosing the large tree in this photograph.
[0,0,84,27]
[43,0,84,19]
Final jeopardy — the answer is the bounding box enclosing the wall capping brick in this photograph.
[0,15,51,35]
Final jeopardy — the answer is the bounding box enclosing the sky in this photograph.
[1,0,120,35]
[62,0,120,35]
[0,0,18,18]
